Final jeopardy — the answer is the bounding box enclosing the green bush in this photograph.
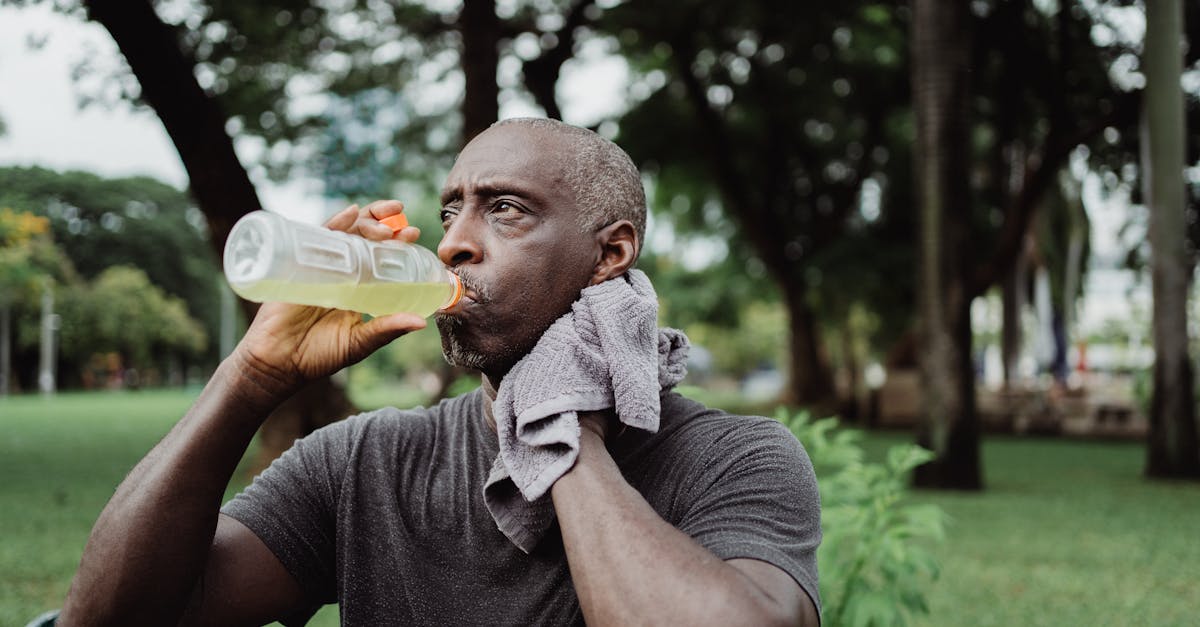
[778,409,947,627]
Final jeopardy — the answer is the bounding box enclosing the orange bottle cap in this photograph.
[379,212,409,232]
[441,272,464,311]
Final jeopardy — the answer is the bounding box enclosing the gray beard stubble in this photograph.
[435,314,488,370]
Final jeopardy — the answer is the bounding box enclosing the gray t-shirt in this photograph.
[223,389,821,625]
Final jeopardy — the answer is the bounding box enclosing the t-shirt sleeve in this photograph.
[221,414,366,621]
[673,418,823,617]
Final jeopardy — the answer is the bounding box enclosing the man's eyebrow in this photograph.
[441,178,544,206]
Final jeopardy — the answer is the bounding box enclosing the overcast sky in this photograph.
[0,6,185,184]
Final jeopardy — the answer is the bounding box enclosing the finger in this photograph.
[369,312,427,333]
[324,204,359,231]
[350,313,428,356]
[353,219,395,241]
[361,199,405,221]
[352,200,407,241]
[393,225,421,243]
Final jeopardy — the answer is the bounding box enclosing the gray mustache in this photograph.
[452,270,490,303]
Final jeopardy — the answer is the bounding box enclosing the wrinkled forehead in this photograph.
[443,125,573,193]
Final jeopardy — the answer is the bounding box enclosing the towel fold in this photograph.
[483,269,689,552]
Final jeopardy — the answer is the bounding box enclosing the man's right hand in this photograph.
[59,200,431,626]
[232,200,428,396]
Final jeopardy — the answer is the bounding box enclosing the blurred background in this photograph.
[1,0,1198,625]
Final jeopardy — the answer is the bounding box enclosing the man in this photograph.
[60,119,821,626]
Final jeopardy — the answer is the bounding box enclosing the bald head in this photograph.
[487,118,647,253]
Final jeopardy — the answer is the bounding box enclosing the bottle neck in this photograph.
[440,271,464,311]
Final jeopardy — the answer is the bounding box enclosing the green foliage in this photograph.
[0,208,75,303]
[55,266,207,371]
[778,409,946,626]
[684,301,787,377]
[0,167,221,363]
[640,245,776,330]
[609,0,918,355]
[359,323,445,380]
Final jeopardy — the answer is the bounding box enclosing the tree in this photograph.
[1142,0,1199,479]
[910,0,981,489]
[609,1,913,407]
[66,0,391,468]
[971,3,1103,384]
[0,208,74,394]
[4,0,602,467]
[0,166,222,362]
[56,266,207,384]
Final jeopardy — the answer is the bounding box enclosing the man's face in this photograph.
[433,124,598,380]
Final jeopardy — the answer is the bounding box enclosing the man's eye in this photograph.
[495,201,521,214]
[440,209,456,224]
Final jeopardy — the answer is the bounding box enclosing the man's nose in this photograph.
[437,214,483,267]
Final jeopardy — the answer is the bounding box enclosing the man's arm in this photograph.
[551,419,819,627]
[59,351,305,625]
[59,202,424,625]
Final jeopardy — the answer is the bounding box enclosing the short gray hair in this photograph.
[491,118,646,251]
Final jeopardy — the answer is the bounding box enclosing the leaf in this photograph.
[886,443,936,475]
[815,420,947,625]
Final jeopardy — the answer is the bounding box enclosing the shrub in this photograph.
[778,409,947,627]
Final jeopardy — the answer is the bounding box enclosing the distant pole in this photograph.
[38,279,58,395]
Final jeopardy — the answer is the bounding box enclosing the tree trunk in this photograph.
[86,0,356,473]
[84,0,260,246]
[663,37,841,408]
[1001,241,1027,387]
[1143,0,1200,479]
[911,0,982,490]
[781,283,834,407]
[459,0,501,144]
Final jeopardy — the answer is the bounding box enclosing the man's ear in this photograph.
[590,220,639,285]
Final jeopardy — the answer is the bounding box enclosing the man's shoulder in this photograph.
[659,391,798,446]
[609,391,807,476]
[305,388,484,447]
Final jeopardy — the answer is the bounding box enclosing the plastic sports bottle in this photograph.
[223,210,462,317]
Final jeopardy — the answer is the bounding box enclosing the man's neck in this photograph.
[481,374,500,434]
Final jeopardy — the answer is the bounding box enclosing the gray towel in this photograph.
[483,269,689,552]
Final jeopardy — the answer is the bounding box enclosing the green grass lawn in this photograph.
[860,431,1200,626]
[0,389,340,627]
[1,390,1196,626]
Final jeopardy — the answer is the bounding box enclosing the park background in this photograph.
[1,0,1198,625]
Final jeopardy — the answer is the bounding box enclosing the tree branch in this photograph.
[521,0,595,120]
[84,0,261,255]
[970,90,1138,297]
[668,37,791,281]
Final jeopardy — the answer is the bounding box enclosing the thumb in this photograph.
[349,313,428,359]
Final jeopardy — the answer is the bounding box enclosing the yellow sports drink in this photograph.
[223,211,462,317]
[230,280,455,318]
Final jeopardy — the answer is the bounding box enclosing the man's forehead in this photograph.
[444,126,571,190]
[453,141,524,168]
